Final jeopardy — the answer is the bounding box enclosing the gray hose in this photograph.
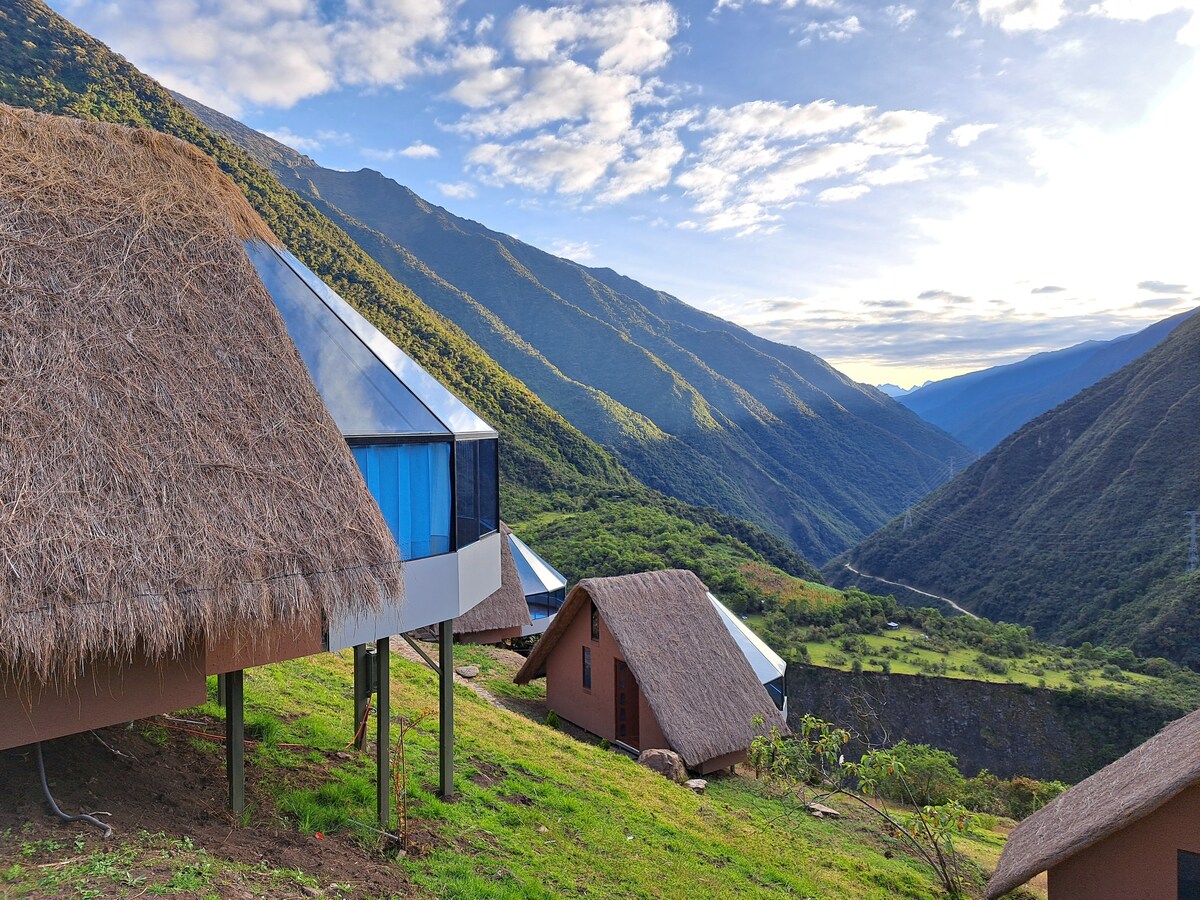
[33,742,114,838]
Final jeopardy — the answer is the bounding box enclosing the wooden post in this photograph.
[353,643,369,751]
[224,670,244,814]
[439,620,454,799]
[376,637,390,827]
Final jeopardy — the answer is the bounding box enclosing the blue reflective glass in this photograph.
[455,438,499,549]
[765,676,785,711]
[352,442,451,560]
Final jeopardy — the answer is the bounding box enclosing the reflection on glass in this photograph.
[455,438,499,548]
[351,442,451,560]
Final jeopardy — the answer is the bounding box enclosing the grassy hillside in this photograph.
[0,0,816,586]
[0,648,1017,899]
[829,311,1200,666]
[176,96,967,563]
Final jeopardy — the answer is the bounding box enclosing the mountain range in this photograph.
[173,96,967,563]
[897,309,1197,452]
[831,312,1200,665]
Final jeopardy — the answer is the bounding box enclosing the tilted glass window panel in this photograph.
[765,676,786,711]
[247,242,448,439]
[508,532,568,597]
[247,241,497,439]
[351,442,451,560]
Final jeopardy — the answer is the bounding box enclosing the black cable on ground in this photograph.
[33,742,114,839]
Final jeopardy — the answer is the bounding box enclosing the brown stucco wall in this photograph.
[204,615,323,674]
[1048,783,1200,899]
[0,641,207,751]
[545,601,668,754]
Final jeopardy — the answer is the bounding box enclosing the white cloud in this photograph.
[977,0,1067,32]
[801,15,863,42]
[262,126,323,152]
[948,123,998,146]
[58,0,455,112]
[859,154,940,185]
[1088,0,1200,45]
[401,142,441,159]
[550,239,595,260]
[437,181,478,199]
[365,141,441,161]
[885,4,918,28]
[819,184,871,202]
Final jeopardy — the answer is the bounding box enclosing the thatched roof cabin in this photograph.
[987,708,1200,898]
[515,570,785,772]
[0,104,401,714]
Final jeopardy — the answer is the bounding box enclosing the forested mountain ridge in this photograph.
[176,96,967,563]
[899,308,1198,451]
[830,312,1200,666]
[0,0,819,589]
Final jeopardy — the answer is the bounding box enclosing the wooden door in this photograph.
[614,659,640,747]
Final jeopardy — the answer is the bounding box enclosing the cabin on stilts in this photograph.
[513,570,787,774]
[0,102,500,826]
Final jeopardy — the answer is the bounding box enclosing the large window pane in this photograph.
[352,442,451,560]
[455,438,499,549]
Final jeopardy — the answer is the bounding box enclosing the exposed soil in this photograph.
[0,723,419,898]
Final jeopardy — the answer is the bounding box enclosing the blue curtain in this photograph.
[352,442,451,560]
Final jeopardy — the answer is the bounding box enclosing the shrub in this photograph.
[876,742,964,806]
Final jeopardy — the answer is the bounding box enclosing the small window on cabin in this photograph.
[1179,850,1200,899]
[582,646,592,690]
[590,602,600,641]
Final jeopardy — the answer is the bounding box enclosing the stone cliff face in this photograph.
[786,665,1185,782]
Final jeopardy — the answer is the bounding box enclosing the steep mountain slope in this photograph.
[176,97,966,563]
[831,313,1200,665]
[0,0,817,585]
[899,308,1197,451]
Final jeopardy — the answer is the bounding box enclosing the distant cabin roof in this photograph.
[987,707,1200,898]
[454,524,532,634]
[515,570,786,766]
[245,243,496,441]
[0,104,402,684]
[509,532,568,597]
[708,593,786,684]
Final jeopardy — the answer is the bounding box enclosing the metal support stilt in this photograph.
[376,637,390,828]
[353,643,369,751]
[438,620,454,799]
[215,673,226,707]
[224,670,244,814]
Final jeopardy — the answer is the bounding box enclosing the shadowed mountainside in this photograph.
[899,308,1197,452]
[830,313,1200,666]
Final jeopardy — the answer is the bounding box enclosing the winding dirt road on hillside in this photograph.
[841,564,979,619]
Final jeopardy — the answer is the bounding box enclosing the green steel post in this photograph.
[439,620,454,798]
[353,643,368,751]
[376,637,390,827]
[224,670,244,814]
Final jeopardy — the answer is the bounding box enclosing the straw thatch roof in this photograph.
[515,569,785,766]
[455,524,531,634]
[0,104,402,684]
[986,708,1200,898]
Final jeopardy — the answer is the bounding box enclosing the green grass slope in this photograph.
[830,312,1200,666]
[175,96,967,563]
[1,649,1011,899]
[0,0,816,586]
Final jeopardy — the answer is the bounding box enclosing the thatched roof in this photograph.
[987,708,1200,898]
[514,569,785,766]
[455,524,531,634]
[0,104,402,684]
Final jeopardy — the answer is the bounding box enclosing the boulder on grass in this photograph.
[455,665,480,678]
[684,779,707,794]
[637,748,687,783]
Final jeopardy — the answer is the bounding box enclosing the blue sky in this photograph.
[53,0,1200,385]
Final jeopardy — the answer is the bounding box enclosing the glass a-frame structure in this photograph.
[247,241,502,645]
